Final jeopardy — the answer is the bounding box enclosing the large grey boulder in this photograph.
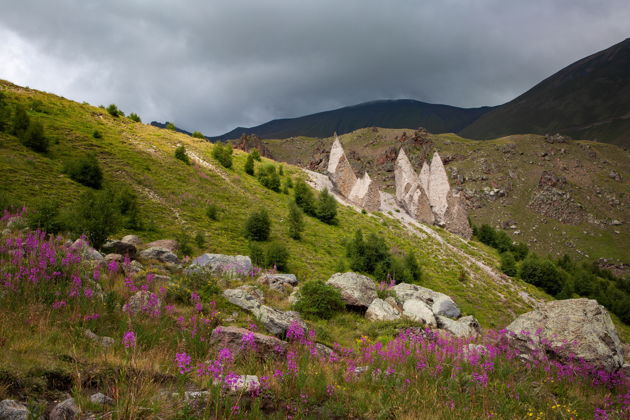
[49,398,81,420]
[216,375,260,393]
[189,253,253,276]
[124,290,162,315]
[288,287,300,306]
[145,239,178,252]
[257,306,306,336]
[138,247,180,264]
[89,393,114,406]
[506,298,624,372]
[437,315,480,338]
[102,240,137,258]
[393,283,460,319]
[0,400,29,420]
[366,298,401,321]
[258,273,298,292]
[326,272,377,308]
[84,329,115,348]
[223,286,264,316]
[209,326,287,358]
[402,299,437,327]
[71,239,103,261]
[121,234,141,246]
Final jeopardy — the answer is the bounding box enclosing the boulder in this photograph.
[326,272,377,308]
[443,190,472,239]
[402,299,437,327]
[0,400,29,420]
[436,315,480,338]
[506,298,624,372]
[365,298,401,321]
[189,253,253,276]
[328,136,357,198]
[138,247,180,264]
[102,240,137,258]
[89,393,114,406]
[121,234,141,246]
[209,326,287,358]
[145,239,178,252]
[71,239,103,261]
[124,291,162,315]
[49,398,80,420]
[257,273,298,292]
[393,283,460,319]
[123,260,144,276]
[223,286,264,316]
[104,253,123,263]
[288,287,300,306]
[84,329,115,348]
[218,375,260,393]
[257,306,306,336]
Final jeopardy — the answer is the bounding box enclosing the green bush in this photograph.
[244,154,255,175]
[520,256,565,296]
[27,199,64,234]
[294,280,345,320]
[117,188,142,229]
[244,208,271,241]
[165,122,176,130]
[287,200,304,240]
[294,179,316,216]
[249,242,265,267]
[278,164,284,176]
[64,154,103,189]
[250,148,261,161]
[212,143,233,168]
[316,188,337,224]
[176,231,194,257]
[11,104,30,137]
[0,92,10,132]
[175,145,190,165]
[194,232,205,249]
[20,120,48,153]
[191,131,204,139]
[500,252,517,277]
[69,189,121,248]
[92,130,103,139]
[347,229,389,274]
[106,104,121,117]
[206,204,219,221]
[257,164,280,191]
[265,242,289,271]
[128,112,141,123]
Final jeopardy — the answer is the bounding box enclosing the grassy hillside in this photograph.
[263,128,630,264]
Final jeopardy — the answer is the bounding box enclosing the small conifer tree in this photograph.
[316,188,337,224]
[288,200,304,240]
[244,154,255,175]
[244,208,271,241]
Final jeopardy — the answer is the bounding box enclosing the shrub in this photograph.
[175,231,193,257]
[69,188,121,248]
[287,200,304,240]
[212,143,233,168]
[294,179,316,216]
[265,242,289,271]
[511,242,529,261]
[476,224,496,247]
[64,154,103,189]
[347,230,390,275]
[257,164,280,191]
[285,177,293,189]
[249,242,265,267]
[0,92,9,132]
[175,145,190,165]
[191,131,204,139]
[316,188,337,224]
[20,120,48,153]
[244,154,255,175]
[27,199,64,234]
[194,232,205,249]
[244,208,271,241]
[250,148,261,161]
[494,230,513,253]
[206,204,219,221]
[500,252,517,277]
[11,104,30,136]
[106,104,121,117]
[118,188,142,229]
[165,122,176,130]
[278,164,284,176]
[128,112,141,123]
[294,280,345,320]
[404,252,422,282]
[520,256,565,296]
[92,130,103,139]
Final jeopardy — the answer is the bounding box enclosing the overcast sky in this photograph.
[0,0,628,135]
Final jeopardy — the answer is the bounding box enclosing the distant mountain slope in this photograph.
[460,38,630,147]
[211,100,493,140]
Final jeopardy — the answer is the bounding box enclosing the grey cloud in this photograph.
[0,0,628,135]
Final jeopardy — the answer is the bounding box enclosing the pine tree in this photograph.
[288,200,304,240]
[12,104,30,136]
[500,251,517,277]
[244,154,255,175]
[244,208,271,241]
[316,188,337,224]
[294,179,316,216]
[250,148,261,161]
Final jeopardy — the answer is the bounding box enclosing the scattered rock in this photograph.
[0,399,29,420]
[188,253,253,276]
[436,315,480,338]
[257,273,298,292]
[102,240,137,258]
[124,290,162,315]
[49,397,81,420]
[123,260,144,276]
[402,299,437,327]
[209,326,287,358]
[609,170,622,182]
[223,286,264,316]
[506,298,624,372]
[89,393,114,406]
[84,329,115,348]
[365,298,401,321]
[393,283,460,319]
[104,253,123,263]
[326,272,378,309]
[138,247,180,264]
[145,239,178,252]
[218,375,260,393]
[121,234,142,246]
[288,287,300,306]
[257,306,306,336]
[71,239,103,261]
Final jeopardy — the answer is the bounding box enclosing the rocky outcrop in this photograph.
[393,283,460,319]
[209,326,287,358]
[257,273,298,292]
[506,298,624,372]
[124,291,162,315]
[0,399,29,420]
[326,272,378,309]
[71,239,103,261]
[365,298,401,321]
[402,299,437,327]
[394,149,471,238]
[49,398,80,420]
[138,247,180,264]
[348,172,381,211]
[223,286,264,315]
[188,253,253,276]
[436,315,480,338]
[145,239,178,252]
[121,234,141,246]
[102,240,137,258]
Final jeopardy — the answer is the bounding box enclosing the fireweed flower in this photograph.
[107,259,118,273]
[175,352,193,374]
[123,331,137,348]
[83,313,100,321]
[52,300,67,309]
[242,331,256,349]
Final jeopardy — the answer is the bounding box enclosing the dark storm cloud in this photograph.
[0,0,629,135]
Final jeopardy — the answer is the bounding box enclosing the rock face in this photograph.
[402,299,437,327]
[366,298,401,321]
[49,398,81,420]
[394,148,471,238]
[326,272,377,309]
[348,172,381,211]
[506,298,624,372]
[0,400,29,420]
[189,253,253,276]
[393,283,460,319]
[138,247,180,264]
[436,315,480,338]
[102,240,137,258]
[209,326,287,357]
